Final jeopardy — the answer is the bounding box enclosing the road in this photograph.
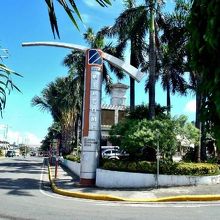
[0,157,220,220]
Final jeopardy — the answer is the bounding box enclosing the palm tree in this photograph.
[99,0,148,110]
[63,50,84,148]
[0,61,22,116]
[159,49,187,115]
[40,122,62,152]
[44,0,112,38]
[32,76,81,154]
[156,1,190,115]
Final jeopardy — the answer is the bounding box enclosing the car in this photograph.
[101,149,129,160]
[6,150,15,157]
[30,152,36,156]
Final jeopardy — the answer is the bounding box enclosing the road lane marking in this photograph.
[39,160,76,201]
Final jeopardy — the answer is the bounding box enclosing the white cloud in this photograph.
[24,132,41,146]
[184,99,196,113]
[7,130,22,144]
[0,125,41,146]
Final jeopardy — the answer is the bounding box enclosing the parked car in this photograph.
[6,150,15,157]
[101,149,129,160]
[30,152,36,156]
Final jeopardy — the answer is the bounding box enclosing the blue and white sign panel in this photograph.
[88,49,103,66]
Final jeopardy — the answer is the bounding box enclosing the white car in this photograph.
[101,149,129,160]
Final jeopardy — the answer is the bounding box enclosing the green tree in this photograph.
[175,115,200,148]
[32,76,80,154]
[100,0,148,110]
[40,122,61,152]
[109,118,179,161]
[156,0,191,114]
[188,0,220,148]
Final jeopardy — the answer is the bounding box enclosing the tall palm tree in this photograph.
[156,1,190,115]
[44,0,112,38]
[99,0,148,110]
[32,76,81,154]
[159,47,187,115]
[63,50,84,148]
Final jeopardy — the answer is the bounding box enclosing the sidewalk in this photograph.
[49,163,220,202]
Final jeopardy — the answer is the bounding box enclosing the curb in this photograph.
[47,164,220,202]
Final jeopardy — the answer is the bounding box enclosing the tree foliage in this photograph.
[45,0,112,38]
[109,115,199,161]
[109,118,179,161]
[0,61,22,116]
[32,76,81,154]
[188,0,220,147]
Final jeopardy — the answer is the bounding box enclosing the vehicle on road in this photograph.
[5,150,16,157]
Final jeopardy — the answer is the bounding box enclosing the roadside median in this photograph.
[47,164,220,202]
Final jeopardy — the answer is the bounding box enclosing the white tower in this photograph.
[110,83,129,106]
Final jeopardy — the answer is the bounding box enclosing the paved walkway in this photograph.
[50,163,220,200]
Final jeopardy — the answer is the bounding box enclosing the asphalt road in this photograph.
[0,157,220,220]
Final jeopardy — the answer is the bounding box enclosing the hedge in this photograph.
[64,154,80,163]
[101,160,220,176]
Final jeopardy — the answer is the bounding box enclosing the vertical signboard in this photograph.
[80,49,103,186]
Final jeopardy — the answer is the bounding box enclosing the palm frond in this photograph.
[44,0,112,38]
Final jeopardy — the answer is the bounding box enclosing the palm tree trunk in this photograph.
[166,82,171,115]
[75,113,80,148]
[130,77,135,111]
[148,0,156,120]
[195,76,202,162]
[130,40,136,111]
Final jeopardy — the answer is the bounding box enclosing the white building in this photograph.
[101,83,129,146]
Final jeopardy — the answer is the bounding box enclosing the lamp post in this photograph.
[22,41,144,186]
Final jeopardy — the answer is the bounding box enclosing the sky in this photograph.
[0,0,195,146]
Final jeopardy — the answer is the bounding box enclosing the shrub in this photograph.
[174,163,220,176]
[0,149,3,157]
[64,154,80,163]
[159,160,178,175]
[101,160,220,176]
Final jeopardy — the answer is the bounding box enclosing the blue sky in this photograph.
[0,0,195,146]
